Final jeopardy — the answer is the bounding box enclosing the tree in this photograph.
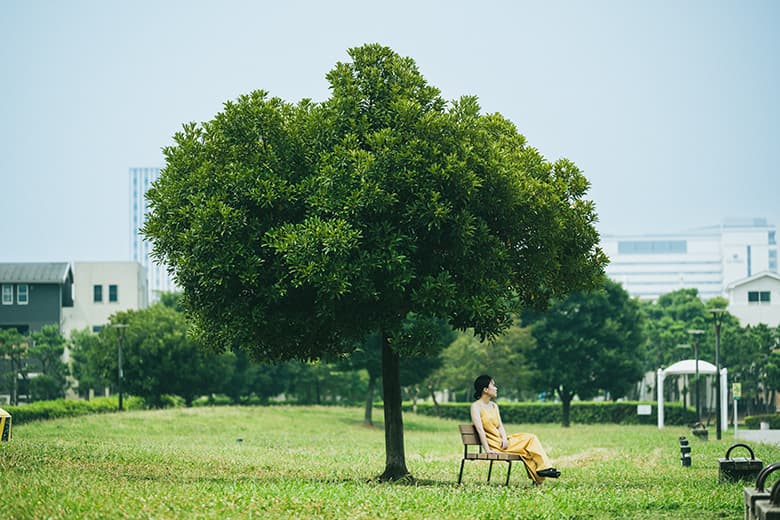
[638,288,711,372]
[397,315,454,415]
[767,345,780,409]
[523,279,644,427]
[0,328,26,405]
[721,323,778,415]
[143,44,606,480]
[71,304,231,407]
[28,324,69,400]
[117,305,234,407]
[339,332,383,426]
[346,315,454,426]
[433,320,536,403]
[70,328,113,398]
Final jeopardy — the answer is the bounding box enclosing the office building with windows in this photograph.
[602,218,777,301]
[129,167,177,302]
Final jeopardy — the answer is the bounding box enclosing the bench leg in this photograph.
[458,459,465,485]
[487,460,493,483]
[505,461,512,486]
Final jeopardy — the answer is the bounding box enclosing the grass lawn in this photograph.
[1,405,778,519]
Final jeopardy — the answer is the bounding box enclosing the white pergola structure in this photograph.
[656,359,728,431]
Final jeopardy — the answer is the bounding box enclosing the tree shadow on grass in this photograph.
[115,470,470,488]
[336,416,452,433]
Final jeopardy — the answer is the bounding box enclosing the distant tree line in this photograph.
[1,286,778,421]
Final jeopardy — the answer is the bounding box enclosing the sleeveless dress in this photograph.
[479,404,552,484]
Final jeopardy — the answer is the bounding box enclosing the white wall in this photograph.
[726,273,780,327]
[61,261,148,337]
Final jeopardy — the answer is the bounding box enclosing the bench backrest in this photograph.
[459,424,480,446]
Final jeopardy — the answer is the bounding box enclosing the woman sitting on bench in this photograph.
[470,374,561,484]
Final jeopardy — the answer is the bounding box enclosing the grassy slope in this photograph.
[1,405,778,519]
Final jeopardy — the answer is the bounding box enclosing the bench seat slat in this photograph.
[465,453,522,461]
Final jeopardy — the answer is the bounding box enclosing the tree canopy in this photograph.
[523,278,645,426]
[143,43,607,479]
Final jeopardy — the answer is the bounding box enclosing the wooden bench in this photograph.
[458,424,531,486]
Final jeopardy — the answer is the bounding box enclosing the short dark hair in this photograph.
[473,374,492,400]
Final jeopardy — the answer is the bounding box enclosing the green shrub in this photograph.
[4,396,144,425]
[745,413,780,429]
[159,394,185,408]
[403,401,697,425]
[192,394,235,406]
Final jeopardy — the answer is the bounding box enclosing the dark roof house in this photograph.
[0,262,74,334]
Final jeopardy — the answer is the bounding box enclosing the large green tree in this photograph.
[721,323,778,415]
[143,44,606,480]
[523,279,644,426]
[72,305,231,407]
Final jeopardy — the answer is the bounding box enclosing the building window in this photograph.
[109,284,118,302]
[770,230,777,245]
[747,291,771,304]
[2,284,12,305]
[617,240,687,255]
[17,284,29,305]
[93,284,103,303]
[770,250,778,272]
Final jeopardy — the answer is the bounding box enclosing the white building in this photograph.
[129,167,177,302]
[61,261,148,337]
[725,271,780,327]
[602,218,777,301]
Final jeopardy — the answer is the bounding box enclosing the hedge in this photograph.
[3,397,144,425]
[2,398,700,427]
[745,414,780,429]
[403,401,698,425]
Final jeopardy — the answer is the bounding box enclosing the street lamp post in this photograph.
[688,329,705,422]
[111,324,129,411]
[708,310,726,440]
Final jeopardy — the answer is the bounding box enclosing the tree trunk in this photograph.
[364,373,376,426]
[428,383,440,418]
[378,333,411,481]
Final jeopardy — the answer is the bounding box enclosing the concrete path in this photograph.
[736,429,780,447]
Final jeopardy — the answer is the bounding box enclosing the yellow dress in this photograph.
[479,404,552,484]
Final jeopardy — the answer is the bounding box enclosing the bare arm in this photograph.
[470,402,496,453]
[494,403,509,450]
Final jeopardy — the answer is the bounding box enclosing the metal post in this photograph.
[118,332,123,411]
[709,310,726,441]
[688,329,705,422]
[111,324,129,412]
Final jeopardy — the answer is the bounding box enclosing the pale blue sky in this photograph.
[1,0,778,263]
